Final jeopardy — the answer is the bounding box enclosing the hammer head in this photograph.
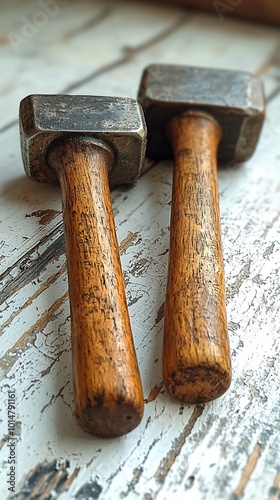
[20,95,147,186]
[138,64,265,163]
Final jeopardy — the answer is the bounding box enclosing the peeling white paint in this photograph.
[0,2,280,500]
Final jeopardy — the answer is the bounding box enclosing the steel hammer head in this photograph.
[20,95,147,186]
[138,64,265,163]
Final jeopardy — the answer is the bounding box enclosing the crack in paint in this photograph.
[0,292,68,376]
[226,261,251,300]
[233,443,261,497]
[154,404,204,483]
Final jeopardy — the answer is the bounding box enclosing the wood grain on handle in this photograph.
[163,111,231,403]
[48,137,144,438]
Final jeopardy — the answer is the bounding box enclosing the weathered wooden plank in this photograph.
[1,2,280,130]
[0,1,186,129]
[0,1,280,499]
[1,9,279,276]
[1,137,279,499]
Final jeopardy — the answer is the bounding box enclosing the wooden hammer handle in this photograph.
[163,111,231,403]
[48,137,143,437]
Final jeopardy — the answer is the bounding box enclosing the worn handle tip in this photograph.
[164,364,231,404]
[76,400,144,438]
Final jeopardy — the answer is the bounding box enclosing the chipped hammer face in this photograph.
[20,95,147,187]
[138,64,265,163]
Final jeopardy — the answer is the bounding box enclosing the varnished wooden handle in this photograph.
[163,111,231,403]
[48,137,144,437]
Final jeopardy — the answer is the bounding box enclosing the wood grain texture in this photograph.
[164,111,231,402]
[48,137,144,437]
[0,2,280,499]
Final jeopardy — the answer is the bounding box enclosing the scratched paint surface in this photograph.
[0,1,280,499]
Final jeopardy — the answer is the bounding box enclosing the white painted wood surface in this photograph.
[0,1,279,499]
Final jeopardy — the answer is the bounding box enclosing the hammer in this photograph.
[20,94,147,437]
[138,64,265,403]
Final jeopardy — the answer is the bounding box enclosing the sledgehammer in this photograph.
[20,95,146,437]
[138,64,265,403]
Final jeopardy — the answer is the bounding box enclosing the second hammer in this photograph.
[20,95,146,437]
[138,64,265,404]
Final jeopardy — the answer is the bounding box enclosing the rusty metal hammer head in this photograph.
[138,64,265,163]
[20,94,147,186]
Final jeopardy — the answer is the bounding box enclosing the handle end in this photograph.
[163,363,231,403]
[76,398,144,438]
